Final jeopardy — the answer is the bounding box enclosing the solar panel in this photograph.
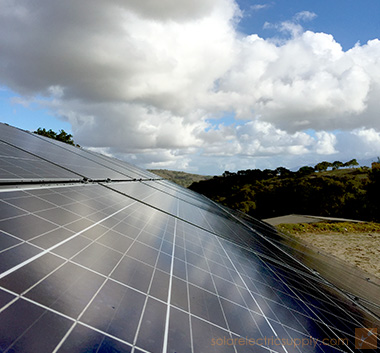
[0,124,379,352]
[0,124,133,180]
[0,141,80,182]
[35,133,159,180]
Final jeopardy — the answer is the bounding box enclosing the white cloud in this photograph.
[344,128,380,158]
[314,131,337,154]
[263,10,316,38]
[218,31,376,132]
[250,4,269,12]
[294,11,317,22]
[1,1,380,174]
[354,128,380,144]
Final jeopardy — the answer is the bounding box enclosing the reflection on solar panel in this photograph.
[0,122,379,353]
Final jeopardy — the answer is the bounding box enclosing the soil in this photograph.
[291,231,380,279]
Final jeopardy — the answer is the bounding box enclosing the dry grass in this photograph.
[276,222,380,279]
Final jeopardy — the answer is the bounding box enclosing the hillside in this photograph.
[189,164,380,222]
[148,169,213,187]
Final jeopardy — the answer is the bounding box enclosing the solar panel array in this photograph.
[0,122,379,353]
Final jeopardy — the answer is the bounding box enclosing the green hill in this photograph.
[189,163,380,222]
[148,169,213,188]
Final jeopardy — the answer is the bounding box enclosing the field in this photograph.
[276,222,380,279]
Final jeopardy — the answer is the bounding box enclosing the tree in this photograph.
[314,161,331,172]
[35,127,76,146]
[344,159,359,168]
[56,130,74,145]
[275,167,292,178]
[296,166,315,177]
[367,162,380,221]
[262,169,277,179]
[35,128,56,139]
[332,161,344,170]
[246,169,265,180]
[229,185,256,213]
[222,171,236,178]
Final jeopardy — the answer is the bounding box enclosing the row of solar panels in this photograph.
[0,123,159,182]
[0,122,379,352]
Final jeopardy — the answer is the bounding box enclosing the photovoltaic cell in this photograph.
[0,123,379,353]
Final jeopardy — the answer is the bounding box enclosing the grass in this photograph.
[276,221,380,235]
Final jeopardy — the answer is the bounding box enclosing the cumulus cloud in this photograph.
[218,32,377,131]
[1,0,380,173]
[313,131,337,154]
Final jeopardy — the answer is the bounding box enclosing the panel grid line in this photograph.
[131,213,172,352]
[162,200,178,353]
[181,223,195,353]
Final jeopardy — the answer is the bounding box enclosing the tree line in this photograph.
[221,159,359,179]
[190,160,380,222]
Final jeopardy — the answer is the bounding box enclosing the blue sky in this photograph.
[0,88,72,133]
[1,0,380,174]
[238,0,380,50]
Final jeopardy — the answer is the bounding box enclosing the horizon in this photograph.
[1,0,380,175]
[145,155,379,175]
